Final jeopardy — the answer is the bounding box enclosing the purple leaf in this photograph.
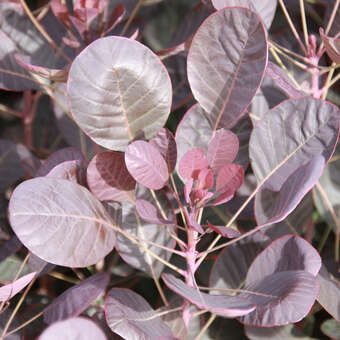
[210,233,270,290]
[136,199,173,226]
[245,324,314,340]
[36,147,86,177]
[43,272,110,324]
[255,155,325,226]
[39,317,107,340]
[265,62,305,97]
[197,168,214,190]
[150,128,177,173]
[116,186,176,277]
[47,160,87,185]
[87,151,136,202]
[246,235,321,281]
[179,148,208,180]
[0,272,35,301]
[320,28,340,63]
[250,98,339,225]
[207,222,241,238]
[215,164,244,194]
[238,270,319,326]
[8,178,117,267]
[187,7,267,130]
[207,129,239,174]
[211,0,278,30]
[125,141,169,190]
[162,273,255,318]
[105,288,173,339]
[317,265,340,321]
[68,36,172,151]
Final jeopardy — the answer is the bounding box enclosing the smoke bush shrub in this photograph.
[0,0,339,338]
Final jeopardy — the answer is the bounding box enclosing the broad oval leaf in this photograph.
[251,98,339,225]
[216,164,244,193]
[187,7,267,130]
[162,273,256,318]
[68,36,172,151]
[0,272,35,301]
[246,235,321,282]
[39,317,107,340]
[238,270,319,326]
[87,151,136,202]
[105,288,173,339]
[207,129,239,174]
[43,272,110,324]
[9,178,117,267]
[125,141,169,190]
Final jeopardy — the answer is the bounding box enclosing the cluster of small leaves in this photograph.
[0,0,339,339]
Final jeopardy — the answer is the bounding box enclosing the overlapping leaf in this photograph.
[162,274,255,318]
[68,36,172,151]
[0,272,35,302]
[43,272,110,324]
[87,151,136,202]
[105,288,173,339]
[187,7,267,130]
[250,97,339,226]
[125,141,169,190]
[8,178,117,267]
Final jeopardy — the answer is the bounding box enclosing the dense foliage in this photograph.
[0,0,339,339]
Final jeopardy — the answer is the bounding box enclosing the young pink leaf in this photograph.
[105,288,173,339]
[0,272,36,302]
[187,7,267,130]
[207,129,239,174]
[68,36,172,151]
[178,148,208,179]
[207,222,241,238]
[43,272,110,324]
[87,151,136,202]
[125,141,169,190]
[39,317,107,340]
[184,178,194,204]
[150,128,178,173]
[8,178,117,267]
[197,168,214,190]
[135,199,174,226]
[216,164,244,193]
[162,274,255,318]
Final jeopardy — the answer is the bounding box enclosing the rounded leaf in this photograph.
[179,148,208,180]
[125,141,169,190]
[187,7,267,130]
[68,36,172,151]
[9,178,117,267]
